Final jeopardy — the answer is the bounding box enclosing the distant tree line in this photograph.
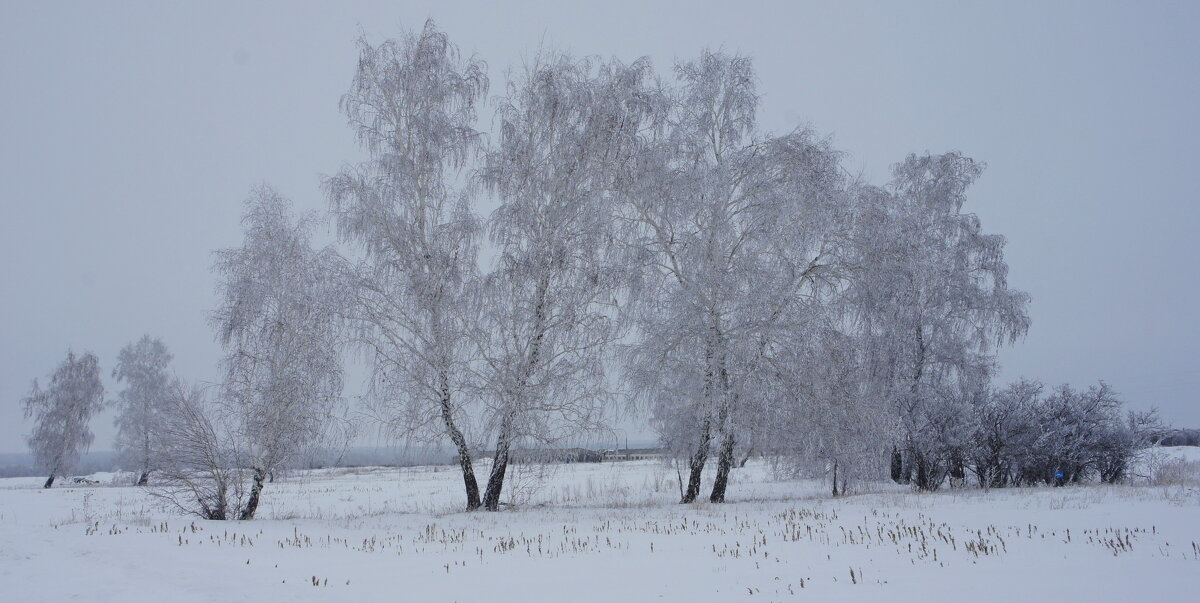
[885,380,1159,490]
[1152,429,1200,447]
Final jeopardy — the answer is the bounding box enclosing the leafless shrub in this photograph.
[149,382,246,520]
[1148,457,1200,487]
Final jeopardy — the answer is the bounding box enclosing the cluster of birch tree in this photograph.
[19,21,1157,516]
[19,335,178,489]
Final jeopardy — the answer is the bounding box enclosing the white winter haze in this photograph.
[1,0,1197,453]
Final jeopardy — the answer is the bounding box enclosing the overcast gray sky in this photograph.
[2,0,1197,453]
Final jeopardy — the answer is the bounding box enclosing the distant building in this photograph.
[600,448,665,462]
[454,447,604,465]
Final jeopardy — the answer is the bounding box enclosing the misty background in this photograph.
[2,0,1196,455]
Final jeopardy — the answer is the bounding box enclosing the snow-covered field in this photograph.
[2,450,1198,602]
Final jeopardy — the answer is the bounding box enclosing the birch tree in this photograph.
[622,51,847,503]
[325,20,489,510]
[762,321,894,497]
[847,153,1031,490]
[213,186,347,519]
[476,52,663,510]
[22,351,106,488]
[112,335,173,485]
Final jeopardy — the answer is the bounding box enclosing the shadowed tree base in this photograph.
[709,432,735,503]
[482,452,508,511]
[681,417,713,504]
[239,468,267,520]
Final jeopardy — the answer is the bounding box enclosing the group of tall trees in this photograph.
[19,21,1156,517]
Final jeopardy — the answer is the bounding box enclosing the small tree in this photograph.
[764,326,893,497]
[112,335,173,485]
[213,186,348,520]
[22,351,106,488]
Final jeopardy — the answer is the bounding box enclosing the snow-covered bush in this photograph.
[1147,457,1200,487]
[961,380,1158,487]
[967,379,1041,488]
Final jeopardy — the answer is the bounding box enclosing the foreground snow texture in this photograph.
[2,457,1198,602]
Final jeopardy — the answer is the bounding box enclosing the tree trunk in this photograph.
[439,370,480,511]
[681,415,711,503]
[209,481,229,520]
[708,356,738,503]
[482,442,510,512]
[890,447,903,483]
[684,335,721,505]
[737,448,753,468]
[481,274,548,513]
[141,431,151,487]
[915,454,929,491]
[239,467,267,520]
[482,414,515,512]
[899,442,915,485]
[912,452,944,491]
[43,473,56,489]
[456,450,481,511]
[708,430,736,503]
[900,326,926,489]
[948,453,965,487]
[831,460,840,497]
[992,465,1008,489]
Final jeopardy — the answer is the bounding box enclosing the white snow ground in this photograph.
[1,450,1198,602]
